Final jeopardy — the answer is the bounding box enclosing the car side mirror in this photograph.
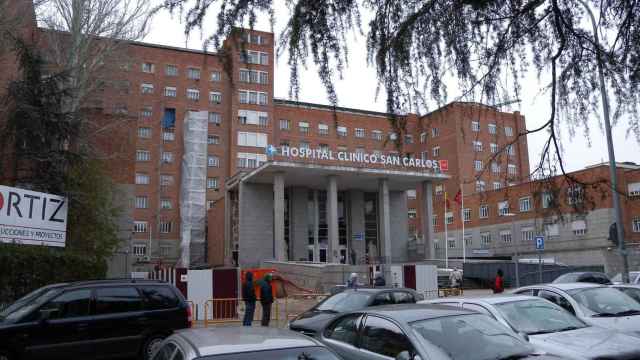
[518,332,530,342]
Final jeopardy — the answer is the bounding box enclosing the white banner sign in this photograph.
[0,185,68,247]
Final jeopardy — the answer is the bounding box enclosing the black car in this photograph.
[552,272,612,285]
[288,287,419,338]
[0,279,191,360]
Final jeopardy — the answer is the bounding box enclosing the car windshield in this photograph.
[411,313,534,360]
[495,299,587,335]
[553,273,578,283]
[615,287,640,304]
[568,287,640,316]
[0,287,61,323]
[315,292,371,313]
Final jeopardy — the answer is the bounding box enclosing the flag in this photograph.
[454,190,462,207]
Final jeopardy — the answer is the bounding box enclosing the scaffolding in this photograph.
[179,111,208,267]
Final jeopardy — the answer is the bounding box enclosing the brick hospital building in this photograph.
[1,1,639,275]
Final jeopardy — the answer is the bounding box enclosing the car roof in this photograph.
[435,295,539,305]
[175,327,321,356]
[63,279,169,288]
[357,303,476,322]
[530,282,605,291]
[342,287,415,293]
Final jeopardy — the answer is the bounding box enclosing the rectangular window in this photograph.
[186,88,200,101]
[337,126,348,137]
[474,160,483,171]
[491,162,500,174]
[132,244,147,255]
[408,208,417,219]
[407,189,417,199]
[160,199,172,209]
[432,146,440,157]
[567,185,584,205]
[542,192,554,208]
[299,121,310,134]
[138,127,151,138]
[480,232,491,248]
[479,204,489,218]
[160,246,171,257]
[165,65,178,76]
[498,201,509,216]
[464,234,473,247]
[237,131,268,148]
[488,123,496,134]
[493,182,502,190]
[187,67,201,80]
[632,218,640,232]
[141,83,154,94]
[208,112,221,124]
[162,131,175,141]
[238,90,267,105]
[628,182,640,197]
[420,132,427,143]
[161,151,173,163]
[463,208,471,222]
[521,227,534,242]
[164,86,177,97]
[280,119,291,130]
[210,71,221,82]
[572,220,587,236]
[519,197,532,212]
[209,92,222,104]
[505,126,514,137]
[240,50,268,65]
[473,141,483,152]
[207,177,219,189]
[133,221,148,233]
[545,223,560,237]
[159,221,172,234]
[507,144,515,156]
[471,121,480,132]
[435,184,443,195]
[432,215,438,226]
[372,130,383,141]
[405,135,413,144]
[445,212,454,225]
[475,181,486,192]
[237,152,267,168]
[136,150,150,162]
[208,135,220,145]
[448,238,456,249]
[135,173,149,185]
[135,196,148,209]
[490,143,498,153]
[140,106,152,118]
[208,155,219,167]
[500,230,512,243]
[142,62,154,73]
[432,128,440,137]
[160,175,174,186]
[355,128,365,138]
[318,123,329,136]
[207,200,215,209]
[508,164,517,176]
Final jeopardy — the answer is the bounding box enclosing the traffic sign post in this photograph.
[535,236,545,284]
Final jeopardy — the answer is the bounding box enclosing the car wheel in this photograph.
[142,335,165,360]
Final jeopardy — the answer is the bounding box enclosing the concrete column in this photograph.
[313,190,319,262]
[421,181,436,259]
[327,175,339,263]
[290,187,309,262]
[223,190,231,266]
[349,190,366,264]
[273,172,286,261]
[378,178,392,263]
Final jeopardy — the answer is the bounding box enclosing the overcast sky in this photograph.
[145,3,639,174]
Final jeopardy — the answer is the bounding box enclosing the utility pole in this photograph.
[578,0,630,283]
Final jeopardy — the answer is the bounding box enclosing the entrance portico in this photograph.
[225,161,448,267]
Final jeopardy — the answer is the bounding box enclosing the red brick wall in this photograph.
[207,197,226,266]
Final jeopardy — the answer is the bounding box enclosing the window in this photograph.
[208,135,220,145]
[237,152,267,168]
[633,218,640,233]
[165,64,178,76]
[479,205,489,218]
[133,244,147,256]
[372,130,383,141]
[360,316,414,359]
[545,222,559,236]
[160,175,174,186]
[407,190,417,199]
[475,181,486,192]
[521,227,534,242]
[488,123,497,134]
[39,289,91,320]
[187,67,201,80]
[237,131,268,148]
[324,314,361,346]
[464,234,473,247]
[572,220,587,236]
[208,155,219,167]
[567,185,584,205]
[207,200,215,209]
[159,221,172,233]
[318,123,329,136]
[185,88,199,101]
[542,191,555,208]
[209,91,222,104]
[355,128,365,138]
[210,71,221,82]
[505,126,514,137]
[238,90,268,105]
[474,160,483,171]
[480,232,491,247]
[473,141,483,152]
[239,69,268,84]
[135,173,149,185]
[508,164,517,176]
[471,121,480,132]
[164,86,177,97]
[432,216,438,226]
[404,135,413,144]
[500,230,512,243]
[299,141,310,150]
[140,106,153,118]
[493,182,502,190]
[337,126,348,137]
[142,62,154,73]
[136,150,150,162]
[298,121,310,134]
[133,221,148,233]
[628,182,640,197]
[135,196,148,209]
[240,50,268,65]
[138,127,151,138]
[432,128,440,137]
[319,144,330,152]
[207,177,219,189]
[280,119,291,130]
[160,246,171,257]
[435,184,444,195]
[446,238,455,249]
[498,201,509,216]
[420,132,427,143]
[95,287,142,315]
[490,143,498,153]
[507,144,515,156]
[432,146,440,157]
[161,199,172,210]
[463,208,471,222]
[141,83,154,94]
[355,146,365,155]
[445,212,454,225]
[491,162,500,174]
[162,131,175,141]
[408,208,417,219]
[519,197,531,212]
[208,112,221,125]
[161,152,173,163]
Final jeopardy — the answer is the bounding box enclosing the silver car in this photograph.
[424,295,640,359]
[151,326,343,360]
[611,272,640,285]
[318,304,563,360]
[514,282,640,335]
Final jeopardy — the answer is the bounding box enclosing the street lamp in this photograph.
[504,212,519,288]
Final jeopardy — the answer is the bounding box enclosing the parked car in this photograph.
[0,279,191,360]
[552,272,612,285]
[514,283,640,335]
[425,295,640,359]
[152,326,343,360]
[611,284,640,303]
[318,304,564,360]
[611,272,640,285]
[288,288,419,338]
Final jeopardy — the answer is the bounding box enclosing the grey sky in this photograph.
[144,3,639,174]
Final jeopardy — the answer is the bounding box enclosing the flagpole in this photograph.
[461,184,466,263]
[444,191,449,269]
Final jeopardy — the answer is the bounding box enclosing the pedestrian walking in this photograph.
[374,272,386,287]
[346,272,359,288]
[242,271,256,326]
[493,269,504,294]
[450,267,463,289]
[259,273,274,326]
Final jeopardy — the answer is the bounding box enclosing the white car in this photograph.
[611,284,640,303]
[423,295,640,360]
[611,272,640,284]
[514,282,640,336]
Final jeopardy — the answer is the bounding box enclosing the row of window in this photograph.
[239,50,269,65]
[133,221,173,234]
[239,69,268,84]
[239,90,268,105]
[280,120,414,143]
[472,141,515,155]
[278,140,401,157]
[141,63,222,81]
[241,32,268,45]
[135,197,174,210]
[469,121,515,137]
[473,161,518,175]
[132,244,173,257]
[147,85,223,103]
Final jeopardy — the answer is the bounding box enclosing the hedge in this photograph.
[0,244,107,306]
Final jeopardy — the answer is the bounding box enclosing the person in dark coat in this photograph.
[242,272,256,326]
[493,269,505,294]
[374,272,386,287]
[259,273,274,326]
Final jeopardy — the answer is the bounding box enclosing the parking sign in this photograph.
[535,236,544,250]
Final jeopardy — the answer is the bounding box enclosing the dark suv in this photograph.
[0,279,191,360]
